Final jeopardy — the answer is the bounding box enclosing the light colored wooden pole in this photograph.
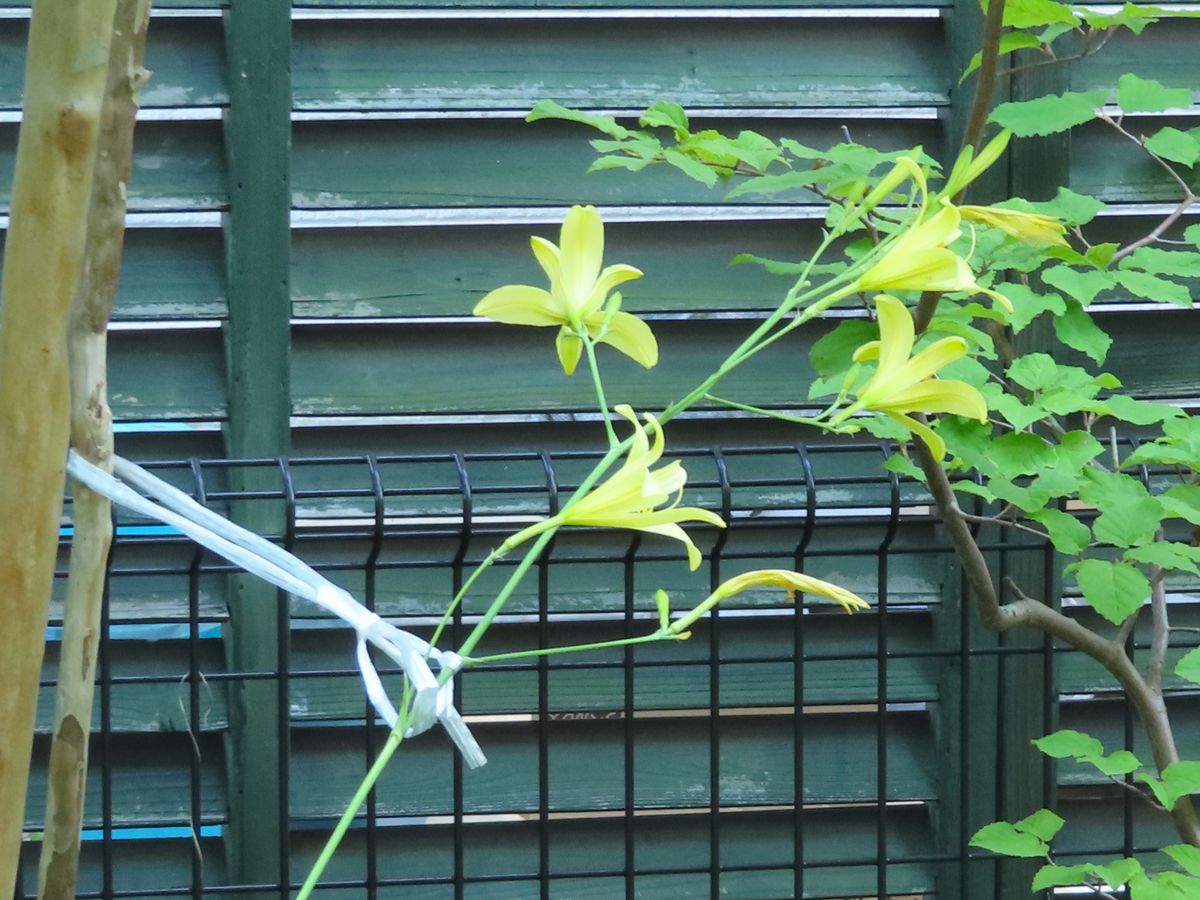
[0,2,119,895]
[36,3,150,897]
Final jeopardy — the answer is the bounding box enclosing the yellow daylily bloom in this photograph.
[505,405,725,569]
[473,205,658,374]
[833,294,988,460]
[668,568,869,635]
[959,205,1069,247]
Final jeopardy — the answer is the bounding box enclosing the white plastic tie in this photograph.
[67,450,488,769]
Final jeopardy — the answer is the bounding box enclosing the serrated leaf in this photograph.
[1074,559,1151,624]
[1145,126,1200,166]
[961,32,1042,83]
[1137,761,1200,811]
[989,90,1107,137]
[1119,246,1200,277]
[1032,864,1096,891]
[663,148,719,187]
[1028,509,1091,554]
[726,170,823,199]
[1032,728,1141,775]
[1097,857,1145,887]
[1118,74,1193,114]
[1092,394,1184,426]
[1164,843,1200,876]
[729,130,782,171]
[1115,270,1193,306]
[883,452,925,482]
[639,101,689,136]
[1093,497,1164,548]
[1004,0,1080,27]
[1053,300,1111,363]
[1085,242,1119,269]
[1125,542,1200,577]
[1031,187,1106,226]
[1002,282,1066,332]
[1175,647,1200,686]
[969,821,1050,858]
[527,100,631,139]
[809,319,877,379]
[1187,223,1200,248]
[1043,265,1116,302]
[588,155,655,174]
[1016,808,1065,841]
[1160,485,1200,526]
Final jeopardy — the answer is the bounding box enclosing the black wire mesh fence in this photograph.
[18,442,1190,899]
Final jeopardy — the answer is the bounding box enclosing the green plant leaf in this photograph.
[1053,300,1111,363]
[1004,0,1080,27]
[1031,187,1106,226]
[1032,864,1094,891]
[1016,808,1065,842]
[989,90,1108,137]
[1160,484,1200,526]
[1119,246,1200,278]
[1073,559,1151,624]
[1145,126,1200,167]
[1032,728,1141,775]
[588,155,655,173]
[663,148,719,187]
[1043,266,1116,303]
[527,100,631,139]
[809,319,877,379]
[1164,844,1200,876]
[1117,74,1193,113]
[961,32,1042,83]
[1090,394,1183,426]
[726,170,823,199]
[1028,509,1091,554]
[969,821,1050,858]
[1186,223,1200,248]
[1115,270,1193,306]
[1175,647,1200,686]
[1137,761,1200,810]
[1093,497,1164,548]
[1097,857,1145,887]
[1125,542,1200,578]
[1001,282,1066,332]
[639,101,690,136]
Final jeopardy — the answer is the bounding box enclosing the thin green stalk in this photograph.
[583,335,618,447]
[426,548,500,652]
[703,394,840,428]
[296,687,414,900]
[465,629,675,665]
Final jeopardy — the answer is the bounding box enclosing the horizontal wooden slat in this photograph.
[0,17,225,111]
[1071,114,1200,204]
[291,116,942,210]
[1071,15,1200,96]
[290,17,948,111]
[108,328,225,420]
[0,121,225,213]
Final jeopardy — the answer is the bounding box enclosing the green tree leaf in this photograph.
[1137,761,1200,810]
[1033,728,1142,775]
[527,100,631,139]
[1016,808,1066,841]
[969,821,1051,858]
[809,319,876,379]
[1125,542,1200,578]
[663,148,719,187]
[1031,187,1106,226]
[1002,282,1066,332]
[961,32,1042,83]
[989,90,1108,137]
[1115,270,1193,306]
[1053,300,1111,363]
[1175,647,1200,686]
[1032,864,1094,891]
[1186,223,1200,248]
[1160,484,1200,526]
[1145,126,1200,167]
[639,101,690,137]
[1092,497,1164,548]
[1028,509,1091,554]
[726,170,823,199]
[1090,394,1184,426]
[1117,74,1194,114]
[1043,266,1116,303]
[1164,843,1200,876]
[1004,0,1080,27]
[1119,246,1200,277]
[1073,559,1151,624]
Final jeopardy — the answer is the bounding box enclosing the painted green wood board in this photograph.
[290,18,949,111]
[291,116,941,210]
[0,18,225,110]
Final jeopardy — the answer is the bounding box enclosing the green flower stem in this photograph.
[296,685,415,900]
[464,628,679,665]
[583,334,618,448]
[703,394,841,428]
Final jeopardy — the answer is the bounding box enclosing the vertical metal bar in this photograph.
[792,444,817,900]
[451,453,472,900]
[876,448,901,899]
[537,451,559,900]
[708,449,731,900]
[187,459,208,900]
[364,455,385,900]
[623,530,642,900]
[221,1,292,894]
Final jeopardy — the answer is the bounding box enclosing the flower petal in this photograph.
[876,379,987,421]
[556,327,583,375]
[870,294,915,379]
[530,236,562,286]
[634,522,705,571]
[594,310,659,369]
[586,264,643,314]
[888,412,946,461]
[558,205,604,314]
[474,284,563,327]
[890,335,969,387]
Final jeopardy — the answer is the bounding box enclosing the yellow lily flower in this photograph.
[834,294,988,460]
[669,568,869,634]
[506,405,725,569]
[473,205,658,374]
[959,205,1069,247]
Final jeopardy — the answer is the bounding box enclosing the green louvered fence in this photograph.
[4,0,1200,897]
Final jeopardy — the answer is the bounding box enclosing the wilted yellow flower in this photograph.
[506,405,724,569]
[669,568,869,634]
[473,205,657,375]
[959,205,1069,247]
[832,294,988,460]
